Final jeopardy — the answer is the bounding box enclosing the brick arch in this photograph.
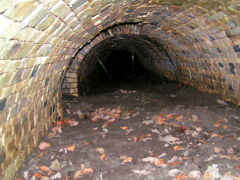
[61,23,177,96]
[0,0,240,178]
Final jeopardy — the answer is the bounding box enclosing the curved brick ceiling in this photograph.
[0,0,240,179]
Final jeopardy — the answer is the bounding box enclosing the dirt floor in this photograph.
[15,81,240,180]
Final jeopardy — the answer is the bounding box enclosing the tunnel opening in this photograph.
[75,35,178,96]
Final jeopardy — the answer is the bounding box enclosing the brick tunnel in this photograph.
[1,0,240,179]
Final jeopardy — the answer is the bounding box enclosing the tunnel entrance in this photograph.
[75,35,176,96]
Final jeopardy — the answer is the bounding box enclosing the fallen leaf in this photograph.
[40,166,49,172]
[143,120,154,125]
[64,118,79,126]
[238,165,240,170]
[168,169,182,177]
[84,142,89,146]
[174,146,180,152]
[145,134,151,137]
[32,172,43,178]
[50,172,61,180]
[51,159,60,171]
[175,173,187,180]
[214,121,221,128]
[205,164,221,179]
[132,170,150,176]
[217,99,228,105]
[154,114,166,124]
[74,168,93,179]
[120,156,132,164]
[100,153,106,160]
[93,127,98,130]
[39,142,50,150]
[151,129,160,134]
[41,176,50,180]
[69,120,79,126]
[132,112,140,117]
[166,114,173,119]
[175,115,184,121]
[96,147,105,154]
[168,161,181,166]
[120,126,128,130]
[23,171,28,179]
[214,147,224,153]
[14,178,23,180]
[143,138,152,142]
[66,144,75,151]
[137,135,144,141]
[210,134,223,139]
[142,157,165,167]
[56,120,64,126]
[64,118,72,124]
[188,170,201,179]
[48,170,54,176]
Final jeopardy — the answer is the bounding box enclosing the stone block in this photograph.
[0,16,22,40]
[22,4,49,27]
[69,0,88,11]
[51,1,71,19]
[4,0,38,21]
[35,14,55,31]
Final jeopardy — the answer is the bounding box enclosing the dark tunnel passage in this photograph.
[75,35,177,96]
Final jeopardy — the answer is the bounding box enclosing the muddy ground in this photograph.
[15,81,240,180]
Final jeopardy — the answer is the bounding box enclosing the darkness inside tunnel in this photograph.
[76,35,178,96]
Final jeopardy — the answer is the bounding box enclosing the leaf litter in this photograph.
[14,83,240,179]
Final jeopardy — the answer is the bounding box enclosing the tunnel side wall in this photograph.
[0,0,240,179]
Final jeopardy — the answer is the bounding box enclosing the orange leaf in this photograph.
[40,166,49,172]
[14,178,23,180]
[105,122,111,125]
[154,115,166,124]
[153,158,165,167]
[153,114,162,120]
[32,172,42,178]
[66,144,75,151]
[100,153,106,160]
[166,114,172,119]
[238,165,240,170]
[39,142,50,150]
[74,168,93,179]
[84,142,89,146]
[174,145,180,151]
[175,173,187,180]
[168,161,181,166]
[142,157,165,167]
[210,133,223,139]
[64,118,72,123]
[120,126,128,130]
[183,157,189,160]
[56,120,64,126]
[137,135,144,141]
[120,156,132,164]
[175,115,184,121]
[145,134,151,137]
